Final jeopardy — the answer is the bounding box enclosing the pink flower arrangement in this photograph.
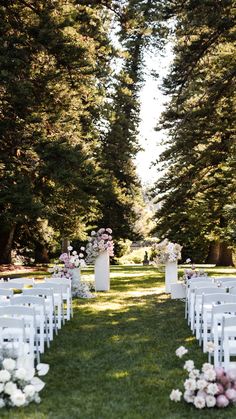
[170,347,236,409]
[50,246,85,279]
[86,228,114,263]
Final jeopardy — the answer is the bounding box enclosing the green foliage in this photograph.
[152,0,236,265]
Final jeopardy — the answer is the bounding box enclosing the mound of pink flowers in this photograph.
[170,346,236,409]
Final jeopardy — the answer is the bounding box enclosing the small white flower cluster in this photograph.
[170,346,236,409]
[86,228,114,263]
[0,354,49,409]
[72,281,95,299]
[152,239,182,265]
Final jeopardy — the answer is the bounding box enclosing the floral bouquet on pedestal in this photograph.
[170,346,236,409]
[85,228,114,264]
[151,239,182,265]
[50,246,85,281]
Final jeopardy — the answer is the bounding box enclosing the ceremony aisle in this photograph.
[1,265,236,419]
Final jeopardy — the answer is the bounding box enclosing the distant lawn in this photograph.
[0,265,236,418]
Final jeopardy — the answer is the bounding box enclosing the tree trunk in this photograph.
[0,224,16,264]
[216,242,234,266]
[62,237,70,253]
[206,241,220,264]
[34,242,49,264]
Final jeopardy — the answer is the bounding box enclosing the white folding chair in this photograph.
[193,287,227,338]
[0,317,26,357]
[11,295,49,353]
[34,283,64,329]
[221,281,236,289]
[186,278,214,319]
[45,278,72,320]
[201,293,235,351]
[0,306,39,364]
[211,303,236,367]
[22,288,56,340]
[188,282,218,327]
[222,316,236,370]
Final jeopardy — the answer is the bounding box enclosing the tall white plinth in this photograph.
[165,261,178,293]
[95,251,110,291]
[70,268,81,292]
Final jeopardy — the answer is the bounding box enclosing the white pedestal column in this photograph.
[70,268,81,292]
[95,250,110,291]
[165,261,178,293]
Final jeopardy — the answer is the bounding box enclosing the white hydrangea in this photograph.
[169,389,182,402]
[206,395,216,408]
[207,383,218,395]
[23,384,36,398]
[184,360,195,372]
[175,346,188,358]
[2,358,16,371]
[15,368,27,381]
[184,391,195,403]
[202,363,214,373]
[4,381,17,396]
[204,369,216,382]
[194,395,206,409]
[189,369,200,379]
[0,369,11,383]
[184,378,197,392]
[197,379,208,390]
[10,389,26,407]
[206,342,214,353]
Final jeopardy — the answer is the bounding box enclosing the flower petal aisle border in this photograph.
[0,347,49,409]
[50,246,95,299]
[170,345,236,409]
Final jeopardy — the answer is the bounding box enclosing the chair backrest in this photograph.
[0,316,25,329]
[22,288,53,298]
[195,287,225,296]
[10,295,45,309]
[203,293,235,305]
[190,282,217,291]
[221,281,236,288]
[212,303,236,316]
[215,277,236,283]
[46,277,71,289]
[0,305,36,325]
[0,289,13,297]
[188,276,211,283]
[10,277,35,285]
[0,282,23,289]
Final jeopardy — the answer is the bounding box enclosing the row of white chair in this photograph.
[185,276,236,369]
[0,277,73,366]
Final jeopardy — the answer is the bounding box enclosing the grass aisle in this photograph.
[2,265,236,419]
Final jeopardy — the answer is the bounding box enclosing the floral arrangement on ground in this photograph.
[181,258,207,283]
[170,345,236,409]
[151,239,182,265]
[0,347,49,408]
[49,245,85,280]
[86,228,114,263]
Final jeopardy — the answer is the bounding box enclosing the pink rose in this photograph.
[215,367,225,380]
[225,388,236,402]
[216,394,230,408]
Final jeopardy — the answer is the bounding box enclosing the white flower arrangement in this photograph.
[152,239,182,265]
[85,228,114,263]
[170,346,236,409]
[72,281,95,299]
[0,351,49,409]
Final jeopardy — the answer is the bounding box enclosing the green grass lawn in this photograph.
[1,265,236,419]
